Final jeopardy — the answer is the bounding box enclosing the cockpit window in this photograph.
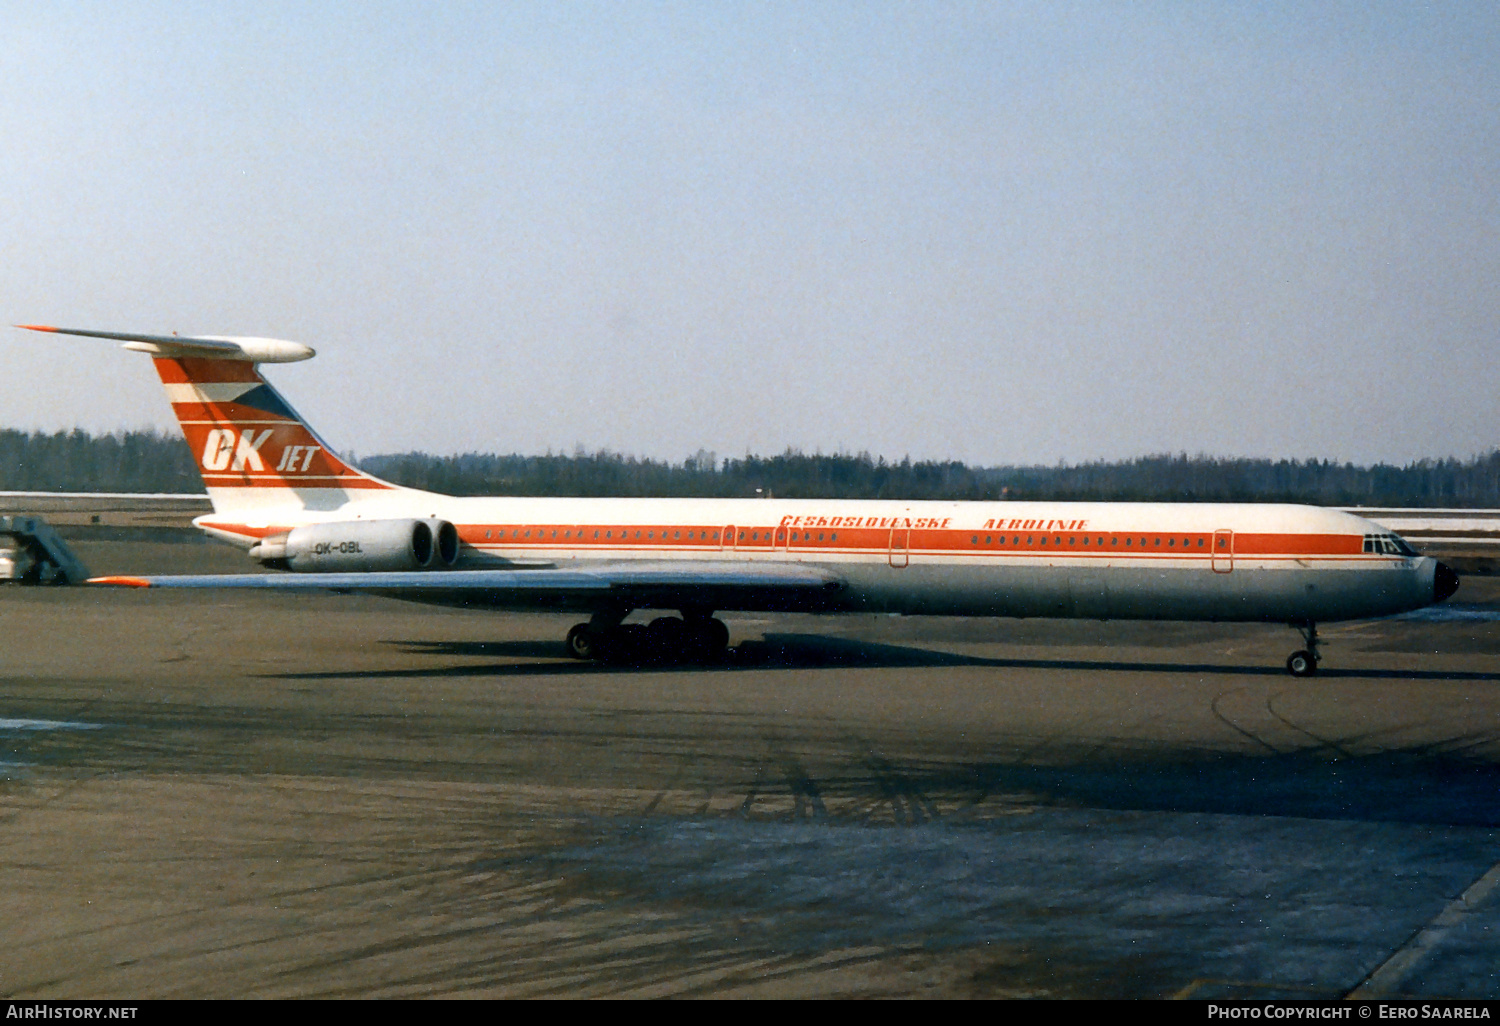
[1365,533,1419,557]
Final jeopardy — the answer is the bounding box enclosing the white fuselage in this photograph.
[195,496,1441,623]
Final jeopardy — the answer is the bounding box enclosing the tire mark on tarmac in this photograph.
[1210,687,1286,755]
[859,753,942,826]
[0,778,571,996]
[1264,690,1356,759]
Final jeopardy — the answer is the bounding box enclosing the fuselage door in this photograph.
[722,524,736,551]
[889,525,910,568]
[774,526,787,550]
[1212,529,1234,573]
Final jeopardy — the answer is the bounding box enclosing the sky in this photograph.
[2,1,1497,467]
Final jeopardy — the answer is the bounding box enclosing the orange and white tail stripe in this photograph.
[155,356,398,513]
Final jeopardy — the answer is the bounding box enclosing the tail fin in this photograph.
[18,326,403,514]
[154,356,399,513]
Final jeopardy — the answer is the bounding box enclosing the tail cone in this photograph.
[1434,562,1460,603]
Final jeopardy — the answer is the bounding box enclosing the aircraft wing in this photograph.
[91,561,847,612]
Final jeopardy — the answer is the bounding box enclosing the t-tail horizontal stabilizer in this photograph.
[17,323,398,514]
[16,325,314,363]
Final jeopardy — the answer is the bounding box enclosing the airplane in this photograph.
[19,324,1460,676]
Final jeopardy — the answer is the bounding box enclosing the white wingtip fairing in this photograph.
[16,325,315,363]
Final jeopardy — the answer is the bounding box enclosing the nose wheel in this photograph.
[1286,622,1320,677]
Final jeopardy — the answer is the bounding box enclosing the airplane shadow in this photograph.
[263,632,1500,683]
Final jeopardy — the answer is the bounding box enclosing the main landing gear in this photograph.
[565,608,731,665]
[1286,622,1321,677]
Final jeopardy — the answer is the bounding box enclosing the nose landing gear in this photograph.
[1286,622,1321,677]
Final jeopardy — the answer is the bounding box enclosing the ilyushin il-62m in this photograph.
[22,325,1458,675]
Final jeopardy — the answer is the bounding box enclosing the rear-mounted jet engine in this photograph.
[249,518,459,572]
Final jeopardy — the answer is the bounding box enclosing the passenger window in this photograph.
[1126,538,1132,546]
[1168,538,1175,546]
[1069,536,1076,545]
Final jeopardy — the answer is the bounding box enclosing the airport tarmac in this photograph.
[1,535,1499,998]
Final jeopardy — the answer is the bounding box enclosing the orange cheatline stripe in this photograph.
[153,356,261,384]
[197,523,282,538]
[453,524,1366,556]
[89,575,153,588]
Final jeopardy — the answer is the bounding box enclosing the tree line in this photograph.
[4,427,1500,507]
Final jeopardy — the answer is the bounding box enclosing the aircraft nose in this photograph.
[1434,562,1460,603]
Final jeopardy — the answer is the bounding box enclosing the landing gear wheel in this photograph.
[701,617,729,656]
[1286,650,1318,677]
[1286,621,1322,677]
[644,617,687,664]
[679,612,730,663]
[647,616,686,639]
[564,623,596,660]
[598,624,648,664]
